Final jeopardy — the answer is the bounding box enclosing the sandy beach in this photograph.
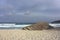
[0,29,59,40]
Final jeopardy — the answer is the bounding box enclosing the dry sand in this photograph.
[0,29,59,40]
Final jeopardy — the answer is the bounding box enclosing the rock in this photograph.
[22,22,53,30]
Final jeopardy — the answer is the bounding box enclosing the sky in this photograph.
[0,0,60,23]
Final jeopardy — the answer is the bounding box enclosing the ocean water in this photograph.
[49,23,60,28]
[0,23,32,29]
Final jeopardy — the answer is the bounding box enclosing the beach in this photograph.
[0,29,59,40]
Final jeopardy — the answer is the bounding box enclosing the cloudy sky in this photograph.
[0,0,60,23]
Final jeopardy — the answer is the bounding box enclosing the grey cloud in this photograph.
[0,0,60,22]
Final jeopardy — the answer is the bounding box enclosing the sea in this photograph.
[0,23,34,29]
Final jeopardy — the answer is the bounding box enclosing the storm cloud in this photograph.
[0,0,60,23]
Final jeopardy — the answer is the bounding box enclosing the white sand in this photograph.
[0,29,59,40]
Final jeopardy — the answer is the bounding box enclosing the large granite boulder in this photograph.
[22,22,53,30]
